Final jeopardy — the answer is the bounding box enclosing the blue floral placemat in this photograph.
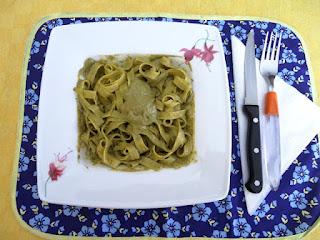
[16,16,320,238]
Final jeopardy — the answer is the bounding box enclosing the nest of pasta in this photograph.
[75,55,195,171]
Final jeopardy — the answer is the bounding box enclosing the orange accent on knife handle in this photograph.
[265,91,279,116]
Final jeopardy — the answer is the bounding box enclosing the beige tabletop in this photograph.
[0,0,319,239]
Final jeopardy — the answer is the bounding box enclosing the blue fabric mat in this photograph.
[16,17,320,238]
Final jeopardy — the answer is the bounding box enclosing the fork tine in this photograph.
[266,32,273,60]
[275,31,282,61]
[271,32,278,60]
[261,32,269,60]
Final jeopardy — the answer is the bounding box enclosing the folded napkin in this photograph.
[231,36,320,215]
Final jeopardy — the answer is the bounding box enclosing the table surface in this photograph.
[1,0,319,239]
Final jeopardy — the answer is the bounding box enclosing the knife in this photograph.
[243,30,263,193]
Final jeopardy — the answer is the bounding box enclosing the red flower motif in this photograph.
[45,150,72,196]
[47,151,72,181]
[200,43,218,64]
[48,161,65,181]
[180,46,202,62]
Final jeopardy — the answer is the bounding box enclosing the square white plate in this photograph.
[37,20,231,208]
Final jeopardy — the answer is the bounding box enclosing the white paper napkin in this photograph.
[231,36,320,215]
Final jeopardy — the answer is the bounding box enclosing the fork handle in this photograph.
[243,105,263,193]
[265,115,281,191]
[265,91,281,191]
[265,91,279,115]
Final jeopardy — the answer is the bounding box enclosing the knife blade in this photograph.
[243,30,263,193]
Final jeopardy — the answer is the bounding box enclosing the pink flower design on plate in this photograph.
[180,46,202,63]
[179,30,218,71]
[48,161,65,181]
[45,150,72,196]
[200,43,218,65]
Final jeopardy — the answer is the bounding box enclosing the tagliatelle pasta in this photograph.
[75,55,195,171]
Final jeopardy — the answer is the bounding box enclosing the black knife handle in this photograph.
[243,105,263,193]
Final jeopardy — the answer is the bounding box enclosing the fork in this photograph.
[260,31,282,191]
